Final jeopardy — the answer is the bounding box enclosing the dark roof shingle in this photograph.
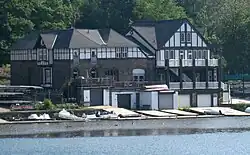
[11,28,139,50]
[130,19,185,49]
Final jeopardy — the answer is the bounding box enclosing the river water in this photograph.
[1,129,250,155]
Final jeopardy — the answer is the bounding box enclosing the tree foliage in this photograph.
[134,0,188,20]
[1,0,250,74]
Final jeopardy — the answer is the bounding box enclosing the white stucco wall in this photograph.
[103,89,110,106]
[139,91,158,110]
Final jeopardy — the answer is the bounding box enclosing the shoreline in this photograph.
[1,116,250,136]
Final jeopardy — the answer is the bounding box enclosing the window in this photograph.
[139,76,144,81]
[133,76,138,81]
[188,50,192,59]
[105,69,119,80]
[180,32,185,42]
[38,50,43,60]
[170,50,175,59]
[197,50,202,59]
[165,50,169,59]
[115,47,128,58]
[186,32,191,42]
[203,50,208,59]
[132,69,145,82]
[91,51,96,57]
[179,50,184,59]
[208,71,213,81]
[43,49,47,60]
[192,50,197,59]
[43,68,52,85]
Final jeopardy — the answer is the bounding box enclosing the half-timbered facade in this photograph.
[10,19,229,107]
[10,28,154,90]
[127,19,227,107]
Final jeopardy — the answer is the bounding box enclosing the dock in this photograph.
[135,110,176,117]
[189,107,250,116]
[90,106,141,117]
[161,109,198,116]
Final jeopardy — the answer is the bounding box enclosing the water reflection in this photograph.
[1,128,250,138]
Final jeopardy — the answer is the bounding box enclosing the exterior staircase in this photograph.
[170,68,192,82]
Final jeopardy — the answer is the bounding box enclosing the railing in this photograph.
[157,59,218,67]
[75,78,227,90]
[169,82,225,90]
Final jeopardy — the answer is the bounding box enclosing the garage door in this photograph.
[159,94,173,109]
[90,88,103,106]
[197,94,211,107]
[117,94,131,109]
[178,95,190,108]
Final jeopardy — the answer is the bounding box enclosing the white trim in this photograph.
[51,35,58,49]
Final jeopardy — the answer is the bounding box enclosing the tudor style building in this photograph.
[10,28,154,91]
[126,19,227,107]
[10,19,229,107]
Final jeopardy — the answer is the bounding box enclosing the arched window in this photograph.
[133,69,145,82]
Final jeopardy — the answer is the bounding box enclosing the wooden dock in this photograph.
[161,109,198,116]
[189,107,250,116]
[91,106,140,117]
[136,110,176,117]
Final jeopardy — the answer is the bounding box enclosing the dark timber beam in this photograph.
[205,59,209,88]
[165,59,170,88]
[192,59,196,89]
[179,59,183,90]
[218,58,222,106]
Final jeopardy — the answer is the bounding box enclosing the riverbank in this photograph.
[1,116,250,136]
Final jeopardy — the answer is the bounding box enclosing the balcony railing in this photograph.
[157,59,218,67]
[76,78,227,90]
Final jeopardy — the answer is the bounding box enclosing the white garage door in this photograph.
[197,94,211,107]
[178,95,190,108]
[159,94,173,109]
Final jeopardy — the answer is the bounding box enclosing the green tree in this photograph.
[76,0,135,33]
[134,0,188,21]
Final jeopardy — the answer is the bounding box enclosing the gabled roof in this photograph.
[40,32,58,49]
[11,28,139,50]
[10,31,40,50]
[130,19,196,50]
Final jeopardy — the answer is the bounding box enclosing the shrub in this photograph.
[43,99,55,110]
[231,103,250,112]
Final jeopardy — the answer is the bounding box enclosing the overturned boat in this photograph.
[58,109,85,121]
